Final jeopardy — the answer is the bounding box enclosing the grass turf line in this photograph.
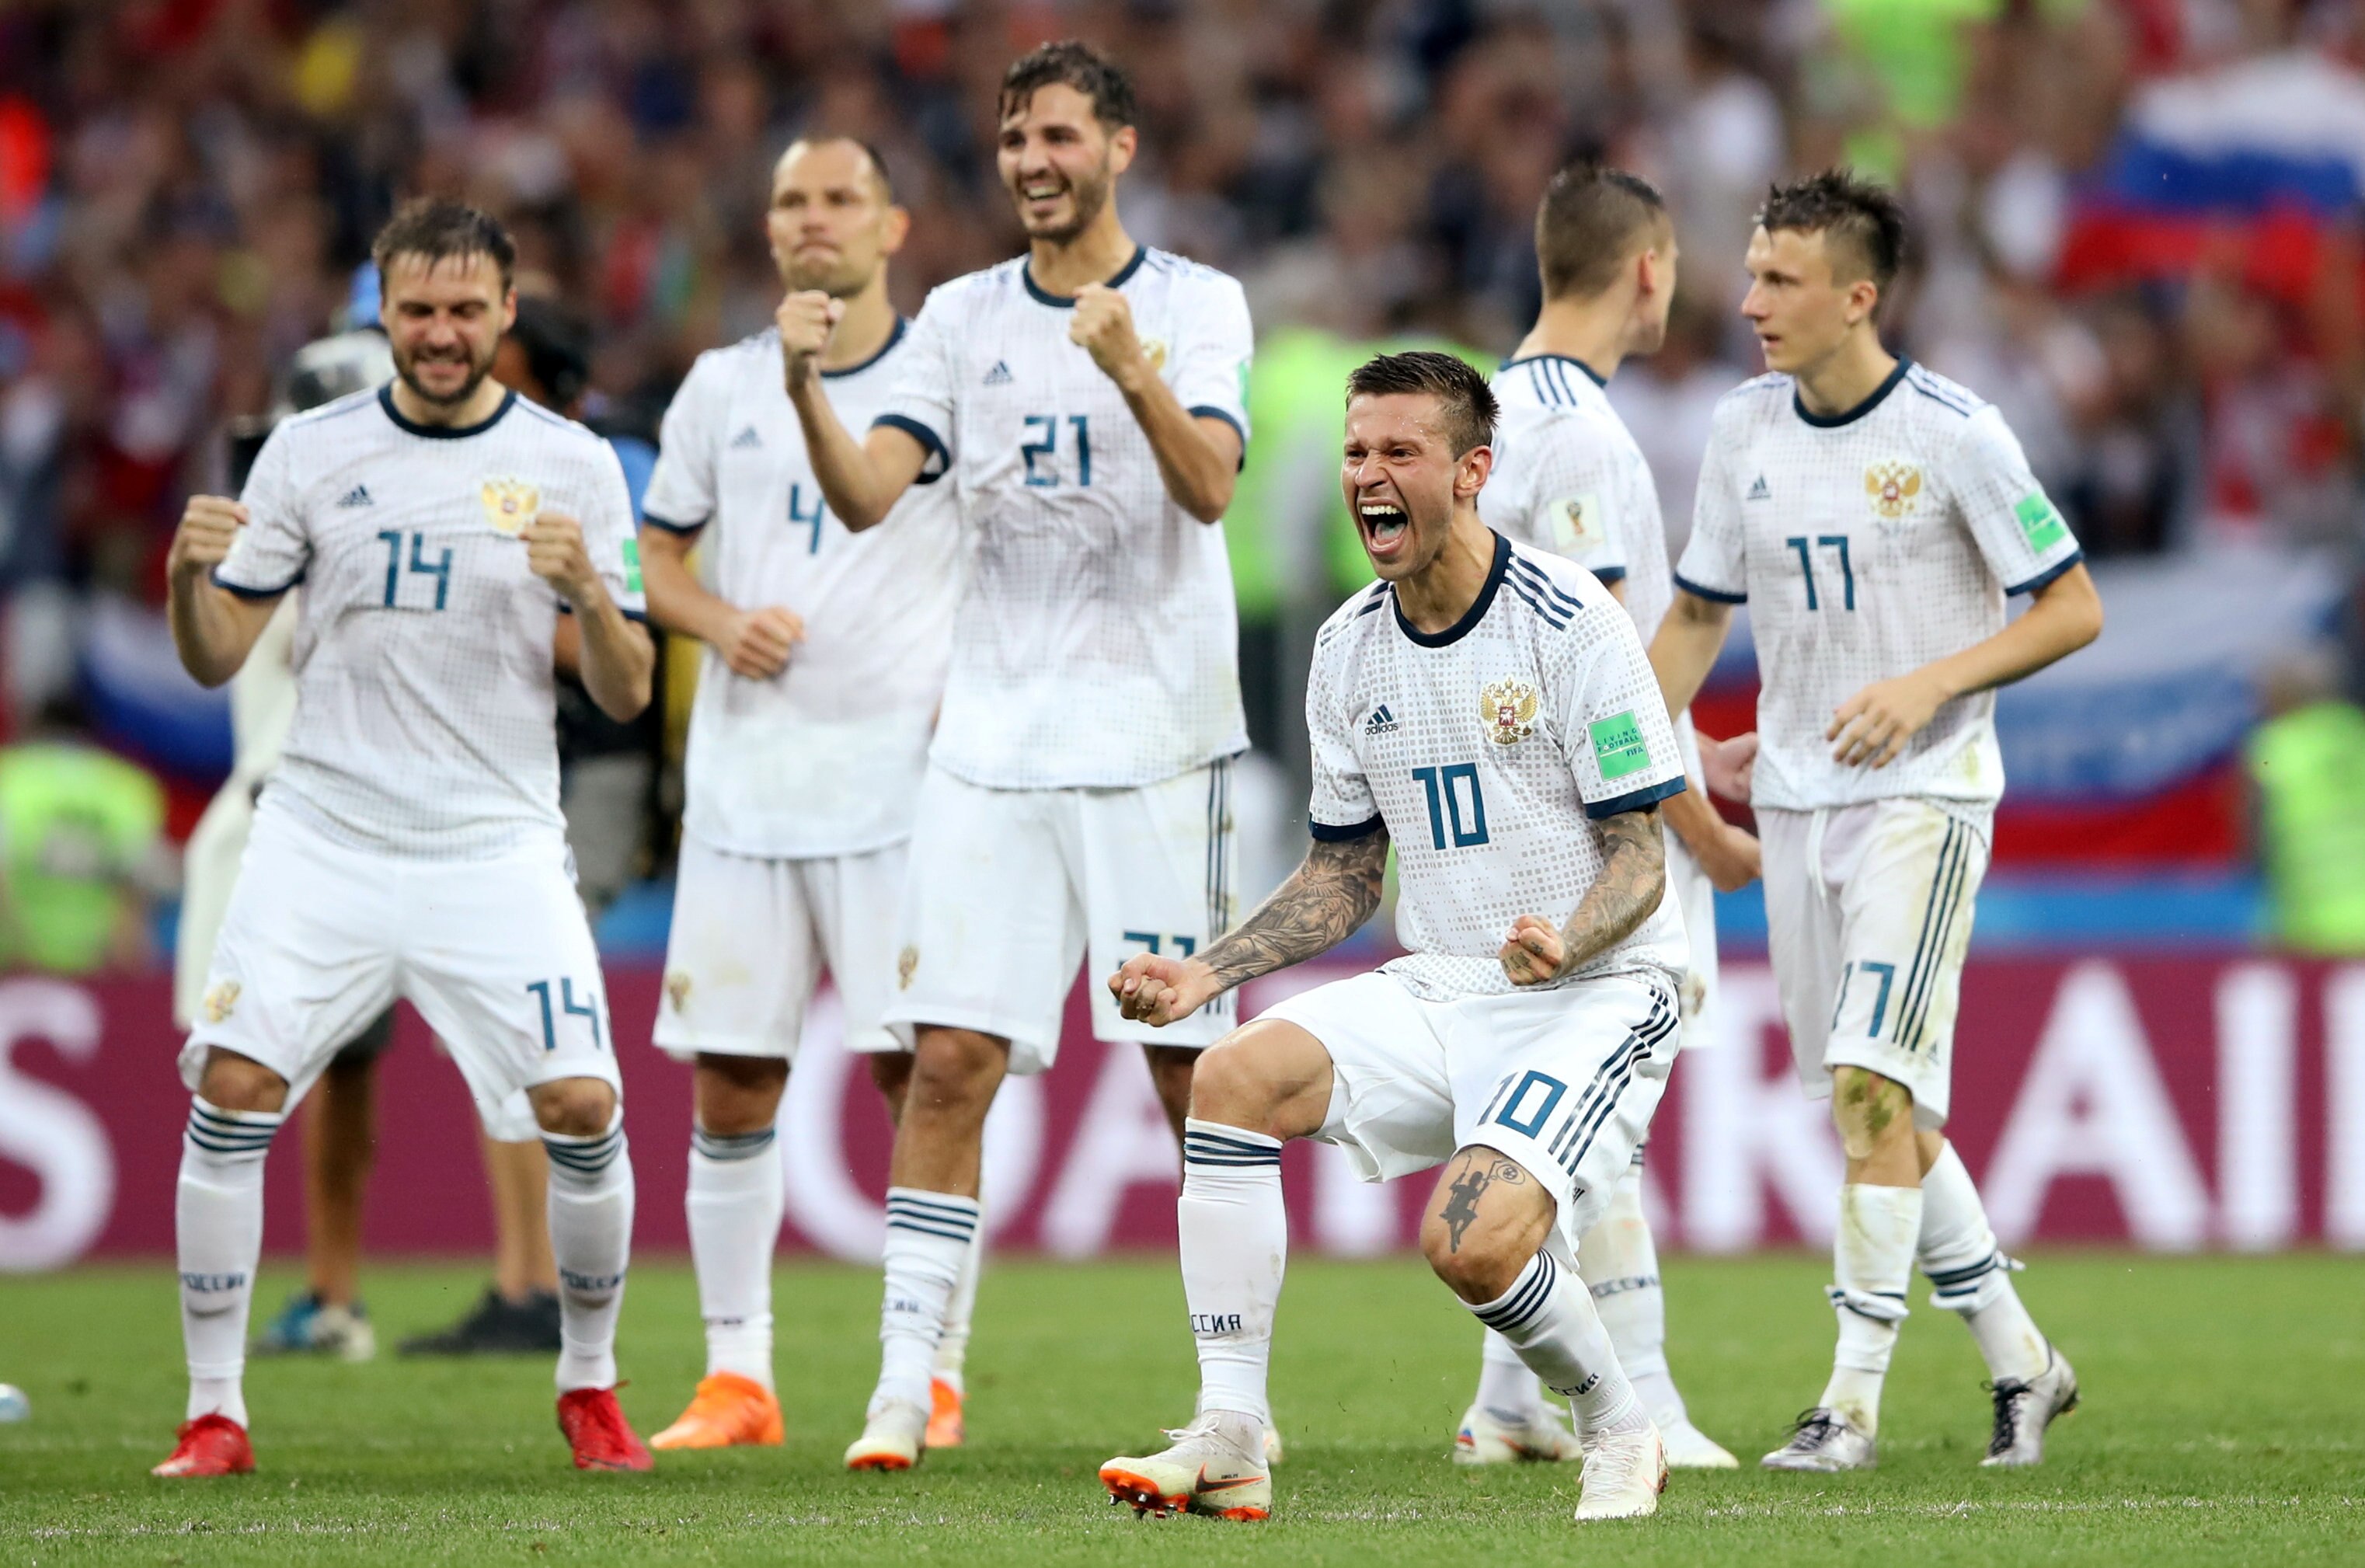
[1,1253,2358,1566]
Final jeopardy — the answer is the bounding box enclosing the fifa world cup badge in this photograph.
[1481,678,1539,746]
[1865,461,1921,520]
[481,477,541,536]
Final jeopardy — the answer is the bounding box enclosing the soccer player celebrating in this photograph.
[1651,170,2102,1470]
[779,42,1255,1470]
[155,201,655,1477]
[1465,163,1755,1471]
[635,137,964,1451]
[1099,351,1689,1524]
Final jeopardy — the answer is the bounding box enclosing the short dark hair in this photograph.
[506,294,592,411]
[1346,350,1499,456]
[371,198,516,292]
[1535,164,1668,301]
[782,134,897,202]
[1757,168,1907,293]
[999,40,1137,130]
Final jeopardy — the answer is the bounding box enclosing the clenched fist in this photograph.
[777,290,845,388]
[169,496,247,582]
[1069,283,1151,388]
[719,605,805,679]
[1498,915,1569,987]
[1108,950,1221,1027]
[523,511,601,602]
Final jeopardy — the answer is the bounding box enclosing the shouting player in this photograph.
[156,201,654,1477]
[1099,351,1688,1524]
[1651,170,2102,1470]
[636,137,965,1451]
[780,42,1256,1470]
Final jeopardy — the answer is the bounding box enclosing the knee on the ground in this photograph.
[531,1077,618,1138]
[1830,1067,1916,1162]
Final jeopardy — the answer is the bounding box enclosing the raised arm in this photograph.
[1070,284,1240,524]
[777,291,931,532]
[166,497,285,688]
[1499,806,1668,984]
[1109,825,1391,1026]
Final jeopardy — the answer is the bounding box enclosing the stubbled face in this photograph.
[766,139,900,297]
[1740,225,1863,375]
[380,253,511,408]
[1340,392,1487,580]
[998,82,1130,243]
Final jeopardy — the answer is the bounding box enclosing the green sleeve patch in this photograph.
[2014,492,2067,553]
[621,536,643,595]
[1589,711,1652,780]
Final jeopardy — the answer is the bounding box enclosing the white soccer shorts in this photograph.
[1262,967,1681,1248]
[882,759,1240,1073]
[1665,832,1719,1030]
[1758,797,1990,1128]
[653,832,907,1060]
[179,806,620,1118]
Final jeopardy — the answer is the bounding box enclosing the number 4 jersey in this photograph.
[219,386,646,859]
[1307,531,1690,1000]
[1675,358,2085,815]
[642,322,961,859]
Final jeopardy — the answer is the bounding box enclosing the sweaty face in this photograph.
[381,253,510,408]
[1740,225,1859,375]
[998,83,1123,243]
[1341,393,1472,580]
[767,140,898,298]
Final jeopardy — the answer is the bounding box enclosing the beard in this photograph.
[1012,161,1113,244]
[392,338,498,408]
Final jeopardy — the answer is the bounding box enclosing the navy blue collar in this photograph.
[1393,530,1511,649]
[821,316,907,379]
[1023,244,1148,308]
[1793,355,1910,429]
[379,384,516,439]
[1499,351,1607,387]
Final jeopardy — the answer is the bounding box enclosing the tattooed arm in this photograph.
[1109,825,1391,1026]
[1498,806,1667,985]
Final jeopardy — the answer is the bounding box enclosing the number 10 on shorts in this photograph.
[527,977,606,1052]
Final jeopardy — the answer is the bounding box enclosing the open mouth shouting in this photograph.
[1357,497,1412,562]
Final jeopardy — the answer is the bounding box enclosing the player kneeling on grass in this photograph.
[1098,352,1688,1524]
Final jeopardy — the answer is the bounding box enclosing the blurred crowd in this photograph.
[5,0,2365,964]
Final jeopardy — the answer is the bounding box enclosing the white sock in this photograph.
[1918,1141,2050,1383]
[874,1187,979,1415]
[687,1124,782,1391]
[1475,1329,1543,1424]
[544,1112,634,1392]
[932,1214,985,1396]
[179,1099,281,1427]
[1821,1183,1921,1436]
[1178,1119,1286,1426]
[1580,1162,1687,1429]
[1470,1250,1645,1439]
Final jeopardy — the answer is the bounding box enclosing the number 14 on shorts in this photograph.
[526,977,607,1051]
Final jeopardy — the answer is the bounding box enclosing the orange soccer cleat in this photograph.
[152,1413,256,1478]
[650,1373,785,1451]
[556,1386,653,1472]
[925,1378,965,1449]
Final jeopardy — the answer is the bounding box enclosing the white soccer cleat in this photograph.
[1761,1406,1877,1472]
[1262,1423,1286,1467]
[1981,1347,2078,1467]
[1100,1411,1272,1521]
[1659,1416,1740,1469]
[843,1399,928,1472]
[1572,1420,1667,1521]
[1453,1402,1583,1465]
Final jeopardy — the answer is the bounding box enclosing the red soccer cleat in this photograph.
[557,1386,653,1472]
[152,1413,256,1478]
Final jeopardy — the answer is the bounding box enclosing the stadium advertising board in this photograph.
[2,956,2360,1269]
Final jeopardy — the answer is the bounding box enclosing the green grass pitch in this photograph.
[2,1253,2358,1566]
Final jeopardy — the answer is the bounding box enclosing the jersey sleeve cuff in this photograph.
[2005,549,2083,597]
[1672,571,1746,605]
[1308,812,1385,842]
[556,602,651,622]
[210,566,302,599]
[1188,406,1249,472]
[1583,775,1686,821]
[1589,565,1628,586]
[641,512,707,535]
[873,413,950,472]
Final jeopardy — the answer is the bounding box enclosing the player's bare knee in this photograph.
[1182,1036,1279,1131]
[904,1026,1006,1123]
[529,1077,617,1138]
[868,1052,913,1119]
[197,1048,288,1113]
[693,1054,787,1136]
[1418,1148,1555,1304]
[1831,1067,1915,1162]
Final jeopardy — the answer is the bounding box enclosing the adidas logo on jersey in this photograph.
[983,360,1013,385]
[1747,475,1771,501]
[1364,704,1400,735]
[335,483,374,508]
[731,426,762,449]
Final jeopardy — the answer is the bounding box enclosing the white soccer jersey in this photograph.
[873,246,1252,789]
[217,386,646,859]
[1481,354,1673,643]
[643,322,961,858]
[1306,533,1690,1000]
[1675,359,2083,814]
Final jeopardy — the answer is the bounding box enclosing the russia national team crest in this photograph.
[1481,678,1539,746]
[1865,461,1922,520]
[481,476,540,536]
[202,980,240,1024]
[1141,337,1169,373]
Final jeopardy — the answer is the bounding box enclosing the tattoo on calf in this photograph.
[1436,1153,1524,1253]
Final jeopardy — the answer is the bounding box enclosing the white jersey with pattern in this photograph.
[644,322,961,858]
[218,386,646,859]
[873,246,1252,789]
[1677,360,2082,815]
[1306,532,1690,1000]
